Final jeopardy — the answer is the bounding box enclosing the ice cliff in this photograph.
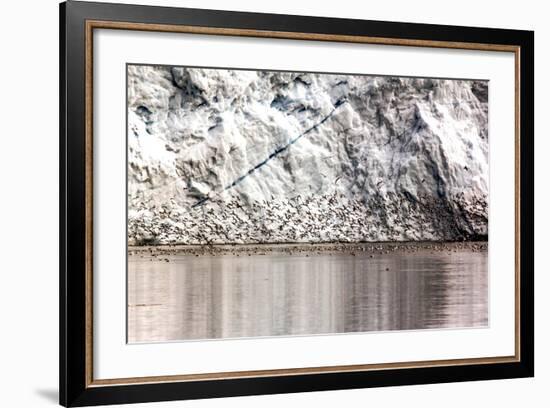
[127,65,488,245]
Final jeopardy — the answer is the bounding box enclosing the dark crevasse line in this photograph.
[192,100,348,208]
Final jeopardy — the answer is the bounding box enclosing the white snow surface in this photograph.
[127,65,488,245]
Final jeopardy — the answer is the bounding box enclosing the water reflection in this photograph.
[127,249,487,343]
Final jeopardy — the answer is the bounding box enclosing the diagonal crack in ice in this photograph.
[192,100,348,208]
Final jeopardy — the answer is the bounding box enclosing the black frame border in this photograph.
[60,1,534,406]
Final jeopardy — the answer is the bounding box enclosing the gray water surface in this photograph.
[127,248,487,343]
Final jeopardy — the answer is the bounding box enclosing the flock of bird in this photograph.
[128,190,487,247]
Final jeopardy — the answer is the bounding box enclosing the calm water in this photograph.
[127,248,488,343]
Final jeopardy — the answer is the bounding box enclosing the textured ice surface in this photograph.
[127,65,488,245]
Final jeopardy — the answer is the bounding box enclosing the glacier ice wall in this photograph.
[127,65,488,245]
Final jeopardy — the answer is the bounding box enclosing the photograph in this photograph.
[57,2,535,405]
[126,64,489,343]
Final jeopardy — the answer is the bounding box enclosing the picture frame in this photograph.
[59,1,534,406]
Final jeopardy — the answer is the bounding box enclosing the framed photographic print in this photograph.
[59,1,534,406]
